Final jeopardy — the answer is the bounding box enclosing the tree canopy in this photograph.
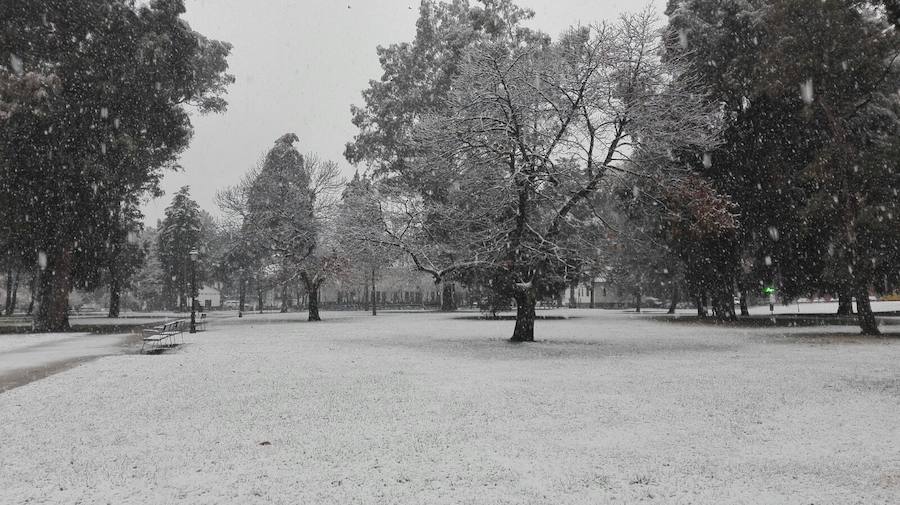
[0,0,233,330]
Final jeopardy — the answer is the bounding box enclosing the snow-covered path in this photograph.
[0,332,136,393]
[1,310,898,504]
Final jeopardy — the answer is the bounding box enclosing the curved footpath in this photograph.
[0,313,203,393]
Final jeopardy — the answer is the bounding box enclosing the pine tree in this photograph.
[157,187,204,311]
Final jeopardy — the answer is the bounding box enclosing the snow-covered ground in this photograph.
[0,332,139,393]
[1,310,898,504]
[0,332,80,354]
[748,300,900,315]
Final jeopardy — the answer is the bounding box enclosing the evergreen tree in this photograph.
[157,187,204,311]
[105,203,147,317]
[666,0,900,333]
[242,134,345,321]
[0,0,232,330]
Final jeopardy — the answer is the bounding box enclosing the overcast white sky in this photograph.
[141,0,658,226]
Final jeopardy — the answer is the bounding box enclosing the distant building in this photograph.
[564,277,630,308]
[176,284,222,311]
[197,285,221,310]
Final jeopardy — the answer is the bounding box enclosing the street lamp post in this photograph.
[189,248,199,333]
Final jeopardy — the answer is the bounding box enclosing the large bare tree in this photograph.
[364,10,719,341]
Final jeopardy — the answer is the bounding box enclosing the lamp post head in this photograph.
[189,248,199,262]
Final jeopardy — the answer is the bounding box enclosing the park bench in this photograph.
[140,320,185,353]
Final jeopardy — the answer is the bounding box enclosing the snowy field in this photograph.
[1,310,898,504]
[747,300,900,316]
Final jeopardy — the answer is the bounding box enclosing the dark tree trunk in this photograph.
[5,270,20,315]
[3,269,11,314]
[634,291,641,313]
[667,284,679,314]
[510,286,536,342]
[568,284,577,308]
[280,285,289,313]
[710,290,731,320]
[589,284,595,309]
[440,282,456,312]
[739,289,749,316]
[26,269,37,315]
[107,272,121,318]
[238,277,246,314]
[256,282,264,313]
[307,283,321,322]
[722,291,737,320]
[371,268,377,316]
[695,293,708,318]
[855,288,879,335]
[34,248,74,332]
[837,291,853,315]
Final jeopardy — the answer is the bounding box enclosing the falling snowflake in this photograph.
[9,53,23,75]
[800,78,814,104]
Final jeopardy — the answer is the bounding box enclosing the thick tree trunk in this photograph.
[568,284,577,308]
[107,272,121,318]
[634,291,642,313]
[440,282,457,312]
[371,268,377,316]
[695,293,708,318]
[667,284,679,314]
[837,291,853,315]
[855,288,879,335]
[589,284,595,309]
[739,289,749,316]
[5,270,19,315]
[257,281,264,313]
[280,285,289,313]
[33,248,74,332]
[238,277,246,315]
[510,286,536,342]
[710,290,733,320]
[308,283,321,322]
[726,291,736,319]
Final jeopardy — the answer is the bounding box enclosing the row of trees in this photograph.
[606,0,900,334]
[0,0,233,330]
[5,0,897,339]
[339,0,900,338]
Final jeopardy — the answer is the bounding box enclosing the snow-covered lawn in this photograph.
[747,300,900,315]
[1,310,898,504]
